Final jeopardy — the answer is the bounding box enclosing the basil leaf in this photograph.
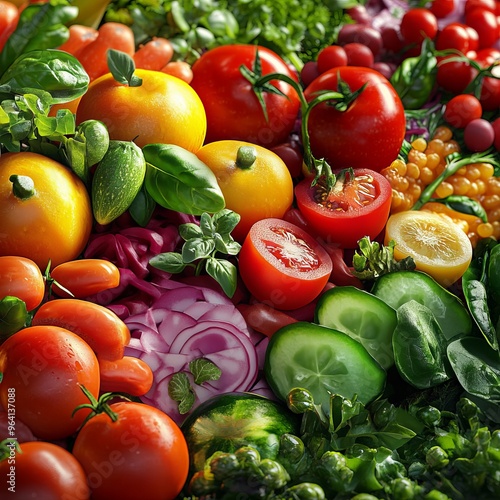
[179,222,203,241]
[205,257,238,298]
[149,252,186,274]
[143,143,225,216]
[189,358,222,385]
[182,238,215,262]
[0,50,89,104]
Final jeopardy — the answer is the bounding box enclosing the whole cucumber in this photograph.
[92,140,146,225]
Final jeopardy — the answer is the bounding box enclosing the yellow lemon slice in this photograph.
[384,210,473,288]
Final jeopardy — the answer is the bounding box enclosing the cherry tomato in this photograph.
[300,60,320,87]
[271,141,304,180]
[436,56,476,94]
[190,44,301,148]
[443,94,483,128]
[316,45,348,74]
[0,256,45,311]
[491,117,500,151]
[295,168,393,249]
[195,140,294,242]
[399,8,438,46]
[57,24,98,55]
[428,0,456,18]
[72,401,189,500]
[160,60,193,84]
[380,26,404,54]
[50,258,120,298]
[465,7,498,49]
[0,325,100,440]
[343,42,374,67]
[238,218,333,310]
[32,298,131,361]
[464,0,497,14]
[435,23,472,53]
[0,441,90,499]
[303,66,406,172]
[133,37,174,71]
[98,355,154,397]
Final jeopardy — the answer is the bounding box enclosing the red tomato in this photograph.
[50,258,120,298]
[72,401,189,500]
[436,56,476,94]
[343,42,374,67]
[465,7,498,48]
[443,93,483,128]
[337,24,383,57]
[236,302,298,337]
[0,441,90,499]
[294,168,393,249]
[161,60,193,83]
[271,141,304,179]
[300,60,320,87]
[429,0,456,18]
[303,66,406,172]
[32,298,130,361]
[98,355,153,396]
[316,45,348,74]
[0,325,100,440]
[190,44,301,148]
[0,1,19,52]
[399,8,438,45]
[238,218,333,310]
[0,256,45,311]
[435,23,472,53]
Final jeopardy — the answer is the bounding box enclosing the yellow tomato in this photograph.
[0,152,93,269]
[75,69,206,152]
[384,210,473,288]
[196,140,294,241]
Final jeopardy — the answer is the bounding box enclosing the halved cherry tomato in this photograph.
[0,256,45,311]
[32,298,130,361]
[98,356,153,397]
[238,218,332,310]
[50,258,120,298]
[294,168,393,249]
[0,325,100,440]
[0,441,90,499]
[72,401,189,500]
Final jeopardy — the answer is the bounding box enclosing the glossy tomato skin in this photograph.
[0,325,100,440]
[72,401,189,500]
[294,168,393,249]
[0,441,90,499]
[32,298,131,361]
[190,44,301,148]
[50,258,120,298]
[304,67,406,172]
[238,218,332,310]
[0,256,45,311]
[195,140,294,241]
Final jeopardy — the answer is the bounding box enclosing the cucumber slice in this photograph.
[264,321,386,415]
[371,270,471,341]
[315,286,397,370]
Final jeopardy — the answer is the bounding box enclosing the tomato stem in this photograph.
[9,174,35,200]
[235,146,257,169]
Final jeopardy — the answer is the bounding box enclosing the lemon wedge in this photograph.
[384,210,473,288]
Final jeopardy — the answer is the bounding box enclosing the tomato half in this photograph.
[0,325,100,440]
[72,401,189,500]
[0,441,90,499]
[238,218,332,310]
[294,168,392,249]
[190,44,301,148]
[0,256,45,311]
[303,66,406,172]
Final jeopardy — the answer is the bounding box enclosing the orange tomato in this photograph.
[75,22,135,82]
[134,37,174,70]
[76,69,206,151]
[57,24,99,55]
[48,95,82,117]
[195,140,294,241]
[161,60,193,83]
[0,152,93,269]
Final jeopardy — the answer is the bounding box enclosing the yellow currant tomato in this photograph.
[196,140,294,241]
[0,152,93,269]
[384,209,473,287]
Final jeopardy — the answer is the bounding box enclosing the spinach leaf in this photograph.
[447,336,500,403]
[0,2,77,78]
[392,300,452,389]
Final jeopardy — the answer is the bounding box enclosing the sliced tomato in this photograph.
[294,168,392,249]
[238,218,332,311]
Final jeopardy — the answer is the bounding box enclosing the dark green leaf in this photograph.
[182,238,215,263]
[128,182,157,227]
[205,257,238,298]
[107,49,142,87]
[199,211,215,237]
[149,252,186,274]
[168,372,196,414]
[189,358,222,385]
[179,222,203,241]
[213,208,241,236]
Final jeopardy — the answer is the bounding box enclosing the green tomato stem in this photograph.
[9,174,35,200]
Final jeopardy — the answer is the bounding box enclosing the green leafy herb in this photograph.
[0,296,28,341]
[351,236,416,281]
[150,209,241,298]
[189,358,222,385]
